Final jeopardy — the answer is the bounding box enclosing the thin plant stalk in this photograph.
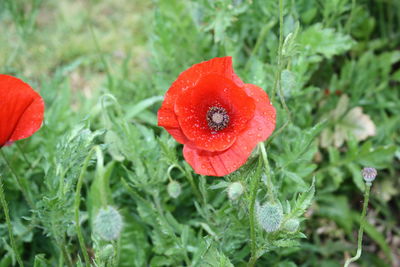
[0,174,24,267]
[247,151,263,267]
[16,143,32,168]
[344,183,371,267]
[176,163,202,203]
[0,150,34,209]
[345,0,356,34]
[244,20,276,72]
[271,0,285,103]
[259,142,276,203]
[74,147,96,267]
[271,0,291,136]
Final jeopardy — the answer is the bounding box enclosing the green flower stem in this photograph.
[0,150,34,209]
[271,0,284,103]
[345,0,356,34]
[344,183,371,267]
[259,142,276,203]
[94,146,108,208]
[16,143,32,168]
[176,163,202,203]
[244,20,276,72]
[74,147,96,267]
[247,168,260,267]
[271,0,291,136]
[0,174,24,267]
[247,148,264,267]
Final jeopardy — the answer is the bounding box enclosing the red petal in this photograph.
[183,135,254,176]
[174,74,255,151]
[183,84,276,177]
[0,74,44,147]
[158,57,243,143]
[242,84,276,142]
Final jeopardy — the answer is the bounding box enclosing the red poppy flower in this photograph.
[0,74,44,148]
[158,57,276,176]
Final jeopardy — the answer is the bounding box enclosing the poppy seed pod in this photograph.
[361,167,377,184]
[256,202,283,232]
[167,180,182,199]
[94,206,123,241]
[227,181,244,200]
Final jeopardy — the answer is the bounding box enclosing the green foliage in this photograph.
[0,0,399,266]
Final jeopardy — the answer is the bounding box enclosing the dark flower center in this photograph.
[206,106,229,131]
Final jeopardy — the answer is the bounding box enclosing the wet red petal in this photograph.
[0,74,44,147]
[242,84,276,142]
[182,135,254,176]
[158,57,243,142]
[182,84,275,176]
[174,74,255,151]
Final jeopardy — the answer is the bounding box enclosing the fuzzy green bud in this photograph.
[94,206,123,241]
[167,180,181,199]
[227,182,244,200]
[256,202,283,232]
[97,244,114,261]
[283,218,300,232]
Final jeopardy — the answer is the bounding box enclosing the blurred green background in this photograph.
[0,0,399,266]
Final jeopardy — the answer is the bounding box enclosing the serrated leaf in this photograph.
[291,177,315,218]
[299,23,355,59]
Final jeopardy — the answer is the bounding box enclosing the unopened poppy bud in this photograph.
[256,202,283,232]
[362,167,377,184]
[167,180,181,199]
[227,181,244,200]
[94,206,123,241]
[97,244,114,261]
[283,218,300,232]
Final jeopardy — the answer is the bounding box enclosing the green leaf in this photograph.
[291,177,315,218]
[346,163,365,192]
[299,23,355,59]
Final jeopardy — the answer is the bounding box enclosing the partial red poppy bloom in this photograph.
[0,74,44,148]
[158,57,276,176]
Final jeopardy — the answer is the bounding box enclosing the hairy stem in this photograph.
[244,20,276,72]
[247,152,263,267]
[271,0,285,103]
[344,183,371,267]
[74,148,96,266]
[345,0,356,34]
[259,143,276,203]
[177,164,202,203]
[0,174,24,267]
[0,150,35,208]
